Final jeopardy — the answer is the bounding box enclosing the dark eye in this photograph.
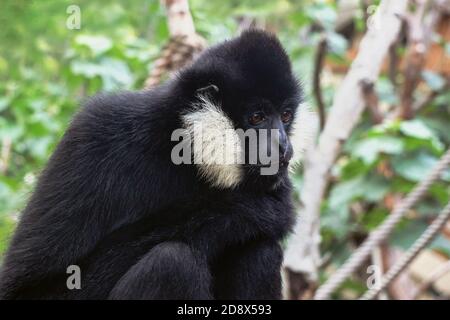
[249,112,266,125]
[281,110,293,123]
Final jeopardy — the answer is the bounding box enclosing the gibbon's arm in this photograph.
[108,242,212,300]
[213,240,284,300]
[0,92,179,297]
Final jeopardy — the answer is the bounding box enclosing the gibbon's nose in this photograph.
[280,143,293,165]
[278,128,293,165]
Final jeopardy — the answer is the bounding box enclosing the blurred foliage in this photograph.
[0,0,449,297]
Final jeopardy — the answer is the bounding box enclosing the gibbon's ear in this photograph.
[196,84,219,96]
[195,84,220,105]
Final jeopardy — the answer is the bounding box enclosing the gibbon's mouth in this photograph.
[241,161,289,169]
[241,161,289,168]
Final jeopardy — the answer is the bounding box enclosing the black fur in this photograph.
[0,29,301,300]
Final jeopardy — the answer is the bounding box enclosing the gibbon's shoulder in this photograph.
[70,87,170,128]
[79,90,150,117]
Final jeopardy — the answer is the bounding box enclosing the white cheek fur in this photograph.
[182,95,243,189]
[289,102,318,172]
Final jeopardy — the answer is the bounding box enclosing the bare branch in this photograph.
[399,0,428,119]
[399,0,441,119]
[0,137,12,174]
[164,0,196,37]
[313,35,328,131]
[371,246,388,300]
[388,42,399,89]
[284,0,409,298]
[360,79,383,124]
[145,0,206,88]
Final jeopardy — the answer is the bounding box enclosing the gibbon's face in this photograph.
[179,30,302,190]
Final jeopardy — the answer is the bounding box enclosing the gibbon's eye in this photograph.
[281,110,293,124]
[249,112,266,126]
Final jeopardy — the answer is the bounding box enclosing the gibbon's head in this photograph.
[178,29,306,190]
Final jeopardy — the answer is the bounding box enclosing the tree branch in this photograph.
[399,0,429,119]
[145,0,206,88]
[283,0,409,299]
[313,35,328,131]
[360,79,383,124]
[0,137,12,174]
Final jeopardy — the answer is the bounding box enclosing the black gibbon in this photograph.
[0,29,304,299]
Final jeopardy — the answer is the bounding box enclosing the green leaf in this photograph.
[399,119,435,140]
[29,137,53,160]
[359,176,390,202]
[75,35,113,56]
[392,152,438,182]
[338,158,371,180]
[391,219,427,250]
[429,182,450,204]
[361,207,389,231]
[233,0,291,17]
[0,97,10,112]
[352,136,404,164]
[326,32,348,55]
[329,177,364,208]
[321,205,350,239]
[392,219,450,256]
[376,77,398,105]
[329,175,389,208]
[70,60,104,78]
[306,4,336,30]
[99,57,133,90]
[430,235,450,257]
[71,58,133,90]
